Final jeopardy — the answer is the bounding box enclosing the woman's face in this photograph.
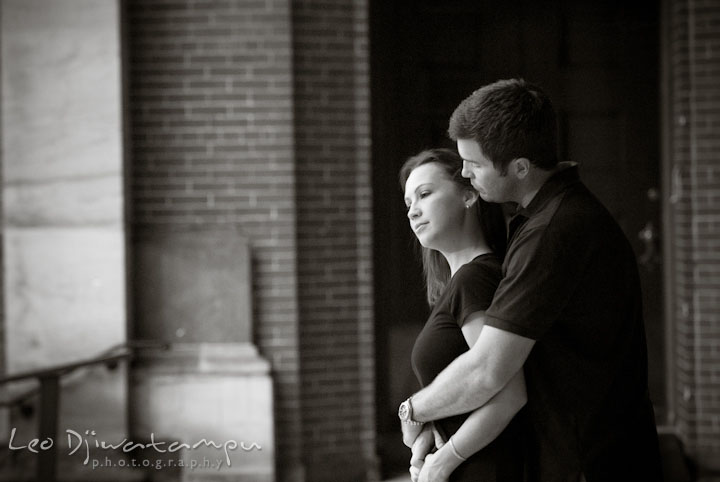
[403,162,469,251]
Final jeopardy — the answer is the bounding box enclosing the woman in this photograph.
[400,148,527,482]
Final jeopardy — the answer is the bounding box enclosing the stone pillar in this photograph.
[0,0,126,446]
[130,228,274,482]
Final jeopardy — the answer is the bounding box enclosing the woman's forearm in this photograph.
[447,369,526,460]
[418,369,527,481]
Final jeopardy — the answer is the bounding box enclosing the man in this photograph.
[400,79,662,481]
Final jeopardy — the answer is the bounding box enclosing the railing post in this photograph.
[37,375,59,482]
[0,351,132,481]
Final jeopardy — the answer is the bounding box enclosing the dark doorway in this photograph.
[370,0,663,476]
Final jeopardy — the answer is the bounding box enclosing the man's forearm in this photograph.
[411,348,503,422]
[408,325,535,424]
[449,370,526,457]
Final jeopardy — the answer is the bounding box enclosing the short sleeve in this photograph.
[449,258,502,327]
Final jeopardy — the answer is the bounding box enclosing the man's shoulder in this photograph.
[512,181,626,260]
[539,181,618,235]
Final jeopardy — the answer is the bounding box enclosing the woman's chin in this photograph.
[417,236,438,250]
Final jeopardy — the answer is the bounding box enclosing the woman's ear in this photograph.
[463,189,480,208]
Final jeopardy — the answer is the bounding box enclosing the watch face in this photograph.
[398,402,409,420]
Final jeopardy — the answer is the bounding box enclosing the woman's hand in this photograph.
[417,452,451,482]
[417,438,464,482]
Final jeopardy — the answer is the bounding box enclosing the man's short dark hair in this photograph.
[448,78,559,173]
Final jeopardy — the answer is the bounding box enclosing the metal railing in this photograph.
[0,341,168,482]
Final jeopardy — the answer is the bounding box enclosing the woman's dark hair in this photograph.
[399,148,507,306]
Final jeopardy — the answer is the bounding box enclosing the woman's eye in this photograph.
[420,191,430,198]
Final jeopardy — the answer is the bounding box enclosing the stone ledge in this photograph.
[132,343,270,375]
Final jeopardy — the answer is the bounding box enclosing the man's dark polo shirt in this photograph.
[485,165,662,482]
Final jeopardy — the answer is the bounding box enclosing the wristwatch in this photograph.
[398,397,423,425]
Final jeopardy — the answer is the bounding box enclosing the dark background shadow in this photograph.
[370,0,663,476]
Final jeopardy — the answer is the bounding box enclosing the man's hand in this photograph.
[410,464,421,482]
[402,420,425,448]
[409,425,434,482]
[410,425,434,466]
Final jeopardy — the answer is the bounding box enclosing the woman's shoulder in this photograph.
[445,253,503,318]
[458,253,502,275]
[453,253,502,286]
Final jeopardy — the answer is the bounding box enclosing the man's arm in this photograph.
[417,369,527,482]
[412,324,535,422]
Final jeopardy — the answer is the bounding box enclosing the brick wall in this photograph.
[668,0,720,472]
[126,1,375,481]
[125,0,304,479]
[292,0,376,480]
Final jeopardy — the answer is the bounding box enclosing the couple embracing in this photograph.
[398,79,663,482]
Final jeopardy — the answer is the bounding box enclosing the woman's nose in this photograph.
[407,204,420,220]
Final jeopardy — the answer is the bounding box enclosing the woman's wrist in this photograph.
[431,440,465,476]
[448,437,468,462]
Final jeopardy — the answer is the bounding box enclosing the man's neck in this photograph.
[517,163,574,208]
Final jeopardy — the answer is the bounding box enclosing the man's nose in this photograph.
[461,161,471,178]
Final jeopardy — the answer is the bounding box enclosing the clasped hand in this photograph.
[406,424,451,482]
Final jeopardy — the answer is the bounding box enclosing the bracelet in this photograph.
[401,420,425,425]
[449,437,467,461]
[401,419,424,426]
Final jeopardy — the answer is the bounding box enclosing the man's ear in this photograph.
[513,158,531,179]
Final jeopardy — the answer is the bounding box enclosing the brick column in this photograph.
[126,0,302,479]
[666,0,720,472]
[126,1,375,479]
[292,1,376,480]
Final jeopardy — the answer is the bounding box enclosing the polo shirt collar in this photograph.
[514,162,580,218]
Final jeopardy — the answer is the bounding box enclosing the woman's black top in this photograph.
[411,254,526,482]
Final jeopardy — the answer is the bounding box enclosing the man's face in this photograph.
[458,139,514,203]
